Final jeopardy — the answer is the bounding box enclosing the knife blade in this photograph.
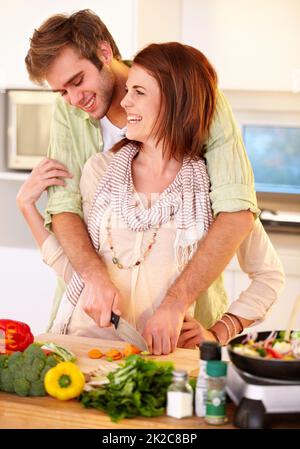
[110,312,149,352]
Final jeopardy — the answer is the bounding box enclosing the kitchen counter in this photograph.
[0,334,299,429]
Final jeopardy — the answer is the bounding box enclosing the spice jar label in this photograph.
[206,389,226,417]
[167,391,193,419]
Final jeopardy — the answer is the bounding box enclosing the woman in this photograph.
[17,42,285,352]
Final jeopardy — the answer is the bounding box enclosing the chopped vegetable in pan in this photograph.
[232,331,300,360]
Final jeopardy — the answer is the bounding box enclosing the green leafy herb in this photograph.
[40,342,76,362]
[80,354,174,422]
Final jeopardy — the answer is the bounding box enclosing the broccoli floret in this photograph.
[39,355,58,382]
[0,344,58,397]
[23,358,45,382]
[23,364,40,382]
[21,345,46,382]
[29,379,46,396]
[23,343,44,357]
[14,378,31,397]
[40,365,50,380]
[1,368,14,393]
[0,354,8,369]
[32,356,46,375]
[23,344,46,365]
[46,355,58,368]
[8,351,24,374]
[0,355,9,390]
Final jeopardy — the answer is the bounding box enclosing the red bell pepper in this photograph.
[265,347,283,359]
[0,319,34,354]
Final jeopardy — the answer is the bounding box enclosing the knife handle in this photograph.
[110,312,120,328]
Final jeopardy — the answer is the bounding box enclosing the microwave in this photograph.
[6,89,56,170]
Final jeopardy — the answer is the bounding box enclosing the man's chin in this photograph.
[89,113,100,120]
[87,110,102,120]
[88,106,108,121]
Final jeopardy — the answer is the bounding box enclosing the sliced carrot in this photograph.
[88,348,104,359]
[111,353,123,361]
[105,348,121,358]
[105,348,123,360]
[123,344,141,357]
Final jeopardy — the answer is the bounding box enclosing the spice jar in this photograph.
[195,341,221,417]
[167,369,193,418]
[204,360,228,425]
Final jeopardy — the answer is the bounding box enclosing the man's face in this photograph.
[46,46,115,120]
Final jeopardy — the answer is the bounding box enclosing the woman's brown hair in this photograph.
[114,42,217,160]
[25,9,121,85]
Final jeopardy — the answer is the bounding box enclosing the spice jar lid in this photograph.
[199,341,221,361]
[206,360,227,377]
[172,369,188,381]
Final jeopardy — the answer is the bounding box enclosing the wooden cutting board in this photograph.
[0,333,216,429]
[36,333,200,376]
[1,335,298,429]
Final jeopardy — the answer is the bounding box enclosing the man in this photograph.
[25,9,258,354]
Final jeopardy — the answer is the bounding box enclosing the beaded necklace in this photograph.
[106,208,161,270]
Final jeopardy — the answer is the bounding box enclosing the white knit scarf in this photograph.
[51,143,213,334]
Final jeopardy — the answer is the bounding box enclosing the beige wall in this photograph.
[181,0,300,91]
[136,0,181,50]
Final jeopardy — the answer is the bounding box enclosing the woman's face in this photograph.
[120,64,161,145]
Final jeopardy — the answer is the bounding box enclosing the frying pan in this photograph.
[227,331,300,381]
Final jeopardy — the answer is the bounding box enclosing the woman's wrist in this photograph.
[209,313,245,346]
[16,197,35,214]
[209,329,221,344]
[209,321,229,346]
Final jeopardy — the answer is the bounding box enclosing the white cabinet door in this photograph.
[0,247,56,335]
[224,234,300,332]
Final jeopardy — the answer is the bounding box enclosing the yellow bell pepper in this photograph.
[44,361,85,400]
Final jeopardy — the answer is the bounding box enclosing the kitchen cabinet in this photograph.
[0,0,137,89]
[182,0,300,91]
[0,246,56,335]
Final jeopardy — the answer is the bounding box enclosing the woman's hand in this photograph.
[16,158,72,211]
[177,314,218,349]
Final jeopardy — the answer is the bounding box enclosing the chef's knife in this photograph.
[110,312,149,352]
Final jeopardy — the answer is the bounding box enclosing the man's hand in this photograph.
[142,301,185,355]
[52,213,123,328]
[177,315,217,349]
[81,274,122,327]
